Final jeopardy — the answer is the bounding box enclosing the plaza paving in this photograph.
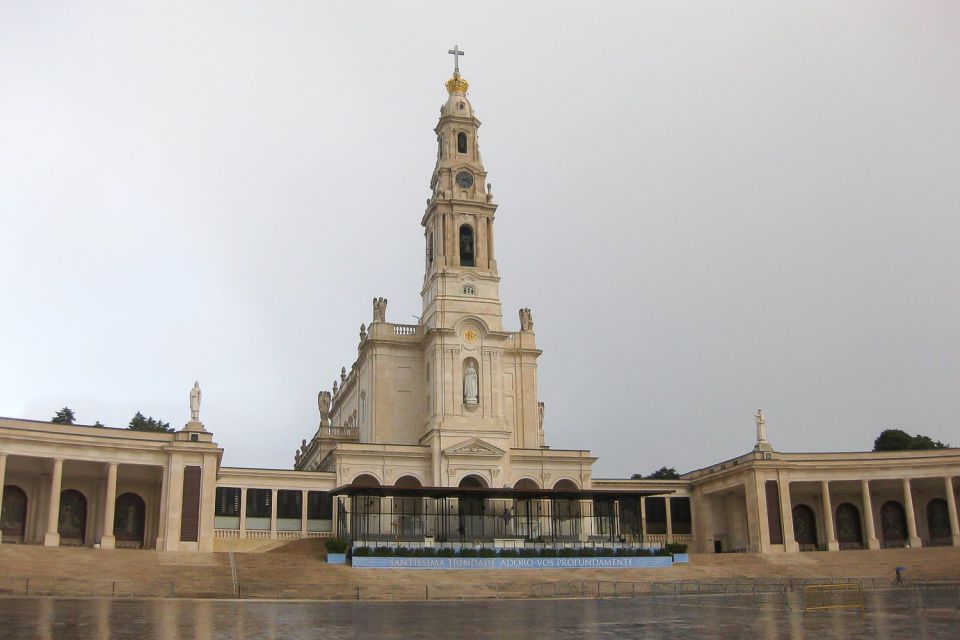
[0,595,956,639]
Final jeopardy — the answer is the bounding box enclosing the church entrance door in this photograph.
[791,504,818,550]
[1,486,27,543]
[114,493,146,547]
[58,489,87,545]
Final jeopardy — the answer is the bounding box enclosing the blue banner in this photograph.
[352,556,676,569]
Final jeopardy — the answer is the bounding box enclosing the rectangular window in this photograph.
[277,490,302,519]
[669,497,692,535]
[180,466,202,542]
[645,497,667,534]
[765,480,784,545]
[246,488,272,518]
[307,491,333,520]
[215,487,241,517]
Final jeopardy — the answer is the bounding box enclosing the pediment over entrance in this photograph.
[443,438,504,458]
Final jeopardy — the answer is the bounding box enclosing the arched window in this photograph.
[1,485,27,543]
[459,225,475,267]
[835,502,863,547]
[457,132,467,154]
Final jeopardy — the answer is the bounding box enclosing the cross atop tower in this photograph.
[448,45,465,75]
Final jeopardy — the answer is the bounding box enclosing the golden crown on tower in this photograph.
[445,72,469,94]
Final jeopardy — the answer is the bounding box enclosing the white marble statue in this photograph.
[755,408,767,443]
[464,361,479,405]
[189,381,201,422]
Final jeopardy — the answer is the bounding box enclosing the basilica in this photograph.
[1,55,958,558]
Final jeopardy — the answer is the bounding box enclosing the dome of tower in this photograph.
[441,73,474,118]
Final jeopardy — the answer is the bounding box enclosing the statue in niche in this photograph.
[189,381,202,422]
[372,297,388,322]
[755,408,767,443]
[463,361,479,405]
[519,308,534,331]
[318,391,331,427]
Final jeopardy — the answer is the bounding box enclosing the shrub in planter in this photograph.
[539,548,558,558]
[458,548,479,558]
[372,546,394,557]
[666,542,688,554]
[654,547,672,556]
[498,549,519,558]
[559,548,578,557]
[635,548,653,557]
[394,547,411,557]
[478,548,497,558]
[325,538,349,554]
[436,548,456,557]
[577,547,596,557]
[352,546,372,557]
[520,548,540,557]
[596,547,615,557]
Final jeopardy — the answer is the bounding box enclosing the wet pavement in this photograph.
[0,596,956,639]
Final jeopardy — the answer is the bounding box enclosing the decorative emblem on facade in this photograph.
[464,329,478,343]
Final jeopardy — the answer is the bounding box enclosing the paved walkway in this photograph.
[0,596,956,639]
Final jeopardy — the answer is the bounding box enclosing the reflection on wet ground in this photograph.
[0,596,956,640]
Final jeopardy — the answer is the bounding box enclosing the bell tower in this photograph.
[421,46,503,332]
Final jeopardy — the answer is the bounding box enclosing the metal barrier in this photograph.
[1,575,958,607]
[802,583,864,614]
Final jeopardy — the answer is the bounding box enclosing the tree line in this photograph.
[50,407,174,433]
[632,429,951,479]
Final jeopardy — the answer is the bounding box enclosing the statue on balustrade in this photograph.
[318,391,332,428]
[372,297,388,322]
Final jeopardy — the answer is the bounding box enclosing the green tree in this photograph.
[631,466,681,480]
[874,429,949,451]
[128,411,174,433]
[51,407,76,425]
[93,421,104,428]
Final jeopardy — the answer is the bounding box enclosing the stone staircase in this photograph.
[1,543,957,600]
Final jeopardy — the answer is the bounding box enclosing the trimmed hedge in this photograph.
[325,538,349,554]
[347,546,670,558]
[665,542,688,554]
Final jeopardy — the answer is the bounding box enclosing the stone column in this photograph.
[639,497,647,543]
[270,488,278,539]
[860,480,880,549]
[301,489,309,539]
[944,476,960,547]
[0,454,6,544]
[239,487,247,539]
[99,463,119,549]
[44,458,64,547]
[665,497,673,543]
[155,465,169,550]
[821,481,838,551]
[778,477,798,553]
[902,478,921,548]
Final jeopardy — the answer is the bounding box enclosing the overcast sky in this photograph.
[2,1,957,477]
